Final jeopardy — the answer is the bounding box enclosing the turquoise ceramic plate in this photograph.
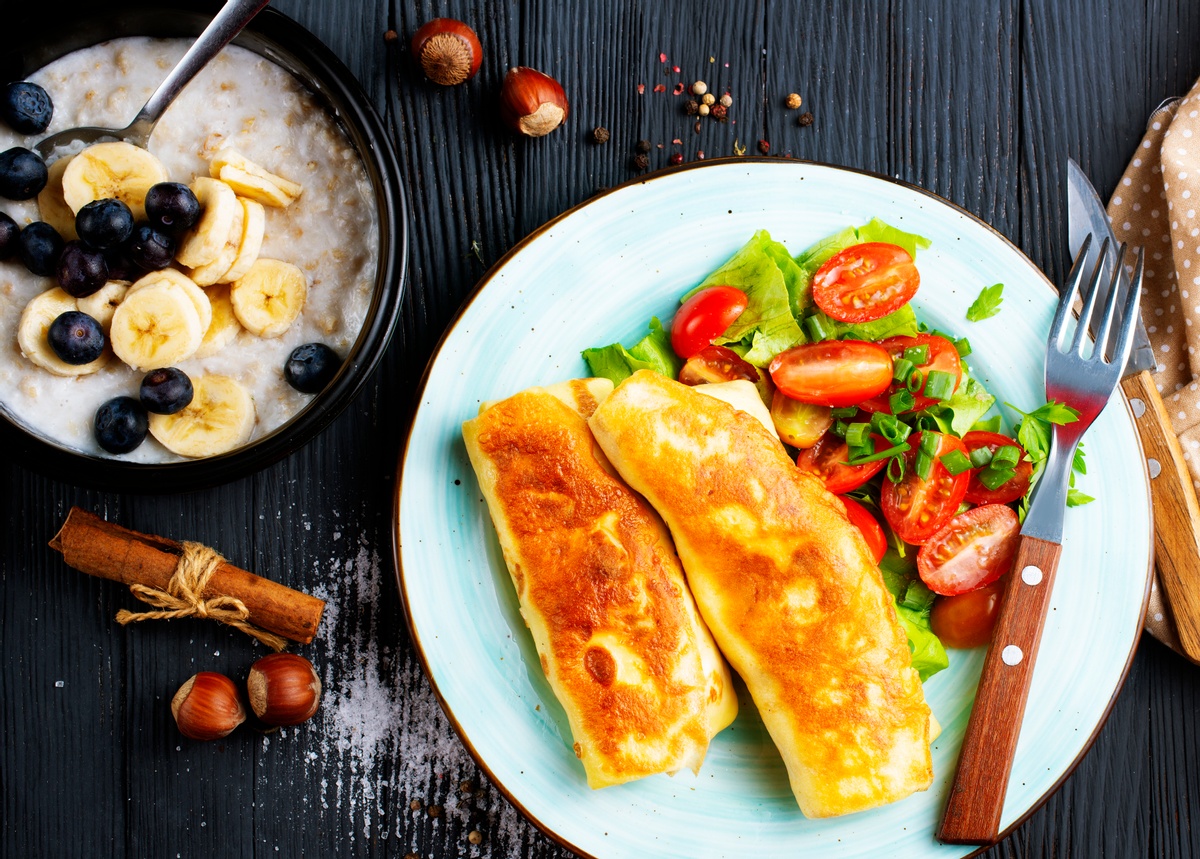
[395,159,1152,858]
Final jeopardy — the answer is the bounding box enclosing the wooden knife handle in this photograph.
[937,535,1062,845]
[1121,370,1200,661]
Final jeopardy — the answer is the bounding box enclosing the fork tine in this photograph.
[1050,234,1092,350]
[1109,247,1146,371]
[1070,237,1111,356]
[1092,242,1127,360]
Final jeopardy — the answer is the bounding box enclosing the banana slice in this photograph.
[127,268,213,336]
[148,374,256,457]
[194,284,243,359]
[37,156,79,241]
[17,287,110,376]
[176,177,239,269]
[188,198,245,286]
[219,197,266,284]
[210,148,303,208]
[230,259,307,338]
[110,281,203,370]
[61,141,169,221]
[76,280,130,330]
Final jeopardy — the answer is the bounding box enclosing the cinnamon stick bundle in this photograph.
[50,507,325,644]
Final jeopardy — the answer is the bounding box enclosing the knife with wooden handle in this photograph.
[1068,158,1200,661]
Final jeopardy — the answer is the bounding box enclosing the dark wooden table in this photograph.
[5,1,1200,857]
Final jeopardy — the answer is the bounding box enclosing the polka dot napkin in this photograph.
[1108,86,1200,661]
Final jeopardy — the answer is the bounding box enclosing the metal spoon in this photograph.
[34,0,271,160]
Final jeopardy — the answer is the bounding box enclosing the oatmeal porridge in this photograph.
[0,37,379,462]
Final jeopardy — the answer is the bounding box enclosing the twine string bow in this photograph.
[115,541,287,651]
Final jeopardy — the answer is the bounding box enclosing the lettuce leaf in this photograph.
[879,549,949,682]
[582,317,680,385]
[834,304,920,342]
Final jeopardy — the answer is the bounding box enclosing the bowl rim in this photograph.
[0,4,408,492]
[390,155,1153,859]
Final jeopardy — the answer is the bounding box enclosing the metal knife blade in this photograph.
[1066,158,1157,374]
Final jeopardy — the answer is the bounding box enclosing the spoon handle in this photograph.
[127,0,272,144]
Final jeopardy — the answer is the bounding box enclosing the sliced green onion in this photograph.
[906,368,925,393]
[954,337,972,357]
[979,465,1016,490]
[830,406,858,419]
[831,420,849,439]
[845,422,871,449]
[886,454,907,483]
[924,370,957,401]
[892,357,915,383]
[991,444,1021,469]
[969,447,994,468]
[915,451,934,481]
[918,431,941,456]
[871,411,912,444]
[914,413,939,431]
[903,345,930,365]
[940,449,973,475]
[805,313,836,342]
[931,328,957,342]
[847,442,911,466]
[889,389,916,414]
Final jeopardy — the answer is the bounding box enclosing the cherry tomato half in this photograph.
[812,242,920,323]
[930,576,1006,648]
[671,285,748,359]
[962,431,1032,505]
[796,431,888,494]
[678,344,760,385]
[859,333,962,414]
[770,390,832,448]
[768,340,893,407]
[840,496,887,564]
[880,431,970,544]
[917,504,1020,596]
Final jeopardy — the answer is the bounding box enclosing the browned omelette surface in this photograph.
[588,370,932,817]
[462,379,736,789]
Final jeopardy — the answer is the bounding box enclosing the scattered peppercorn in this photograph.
[719,93,733,108]
[635,139,651,153]
[460,780,475,793]
[591,126,610,144]
[701,93,716,106]
[694,121,702,133]
[427,804,443,818]
[669,153,684,165]
[409,799,423,811]
[712,103,728,120]
[384,29,399,42]
[785,93,802,109]
[798,111,814,127]
[404,853,420,859]
[467,831,484,845]
[684,99,699,116]
[697,150,706,160]
[757,139,770,154]
[698,103,711,116]
[633,153,649,170]
[692,80,708,96]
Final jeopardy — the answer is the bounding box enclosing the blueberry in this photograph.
[0,211,18,259]
[94,396,148,454]
[144,182,201,235]
[18,221,63,276]
[47,310,105,364]
[1,81,53,134]
[284,342,341,394]
[75,198,133,250]
[140,367,194,415]
[128,223,175,271]
[57,240,109,297]
[0,147,47,200]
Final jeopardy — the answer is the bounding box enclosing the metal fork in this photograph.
[938,234,1145,845]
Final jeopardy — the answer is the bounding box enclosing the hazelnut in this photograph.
[499,67,569,137]
[247,653,322,726]
[785,92,802,109]
[171,672,246,741]
[411,19,482,86]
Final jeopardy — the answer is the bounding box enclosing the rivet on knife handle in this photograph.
[1121,369,1200,661]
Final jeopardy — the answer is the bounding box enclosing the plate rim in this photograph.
[391,155,1154,858]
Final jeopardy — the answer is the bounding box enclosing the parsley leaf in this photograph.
[1067,489,1095,507]
[1008,401,1090,522]
[966,283,1005,322]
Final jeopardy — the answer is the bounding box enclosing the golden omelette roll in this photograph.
[588,370,933,817]
[461,378,737,789]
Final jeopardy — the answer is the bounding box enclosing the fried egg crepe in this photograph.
[588,370,933,817]
[462,378,737,789]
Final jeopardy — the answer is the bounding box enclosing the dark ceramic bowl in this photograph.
[0,1,407,492]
